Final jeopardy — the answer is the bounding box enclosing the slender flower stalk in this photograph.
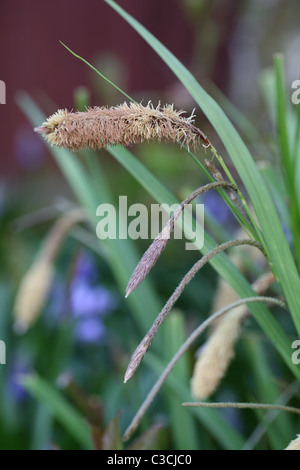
[123,296,286,441]
[182,402,300,416]
[126,181,237,298]
[204,158,253,230]
[208,144,261,239]
[34,102,210,151]
[124,238,265,383]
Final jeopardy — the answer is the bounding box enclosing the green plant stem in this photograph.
[209,144,261,240]
[182,402,300,416]
[124,239,265,383]
[60,41,137,104]
[126,181,238,297]
[185,146,257,239]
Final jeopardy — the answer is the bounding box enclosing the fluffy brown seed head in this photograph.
[35,102,210,151]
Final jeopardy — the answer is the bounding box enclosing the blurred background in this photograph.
[0,0,300,450]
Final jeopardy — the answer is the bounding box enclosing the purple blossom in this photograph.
[202,191,235,225]
[69,279,117,343]
[73,251,99,284]
[69,251,118,343]
[70,279,116,318]
[74,317,106,343]
[47,251,118,343]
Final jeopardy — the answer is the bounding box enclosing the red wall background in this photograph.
[0,0,196,175]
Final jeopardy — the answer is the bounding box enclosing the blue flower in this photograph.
[74,317,106,343]
[69,251,118,343]
[72,251,99,284]
[70,279,116,318]
[47,251,118,343]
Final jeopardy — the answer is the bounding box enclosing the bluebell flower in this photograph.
[69,251,117,343]
[72,251,99,284]
[74,316,106,343]
[70,279,116,318]
[46,251,117,343]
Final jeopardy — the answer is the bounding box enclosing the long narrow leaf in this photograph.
[21,374,93,449]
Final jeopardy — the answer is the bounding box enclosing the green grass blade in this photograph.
[274,54,292,178]
[105,0,300,338]
[274,55,300,267]
[30,404,53,450]
[60,41,135,103]
[245,338,294,449]
[163,312,199,450]
[21,374,93,449]
[260,163,289,230]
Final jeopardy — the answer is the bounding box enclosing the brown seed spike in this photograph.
[125,182,237,298]
[124,335,152,383]
[34,102,210,151]
[125,223,173,298]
